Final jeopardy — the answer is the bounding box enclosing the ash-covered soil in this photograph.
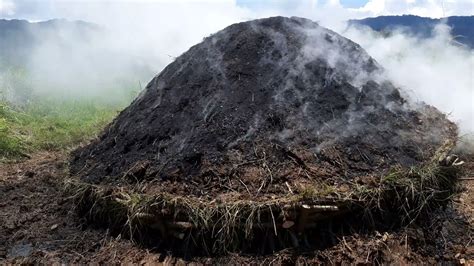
[1,152,472,264]
[71,17,455,199]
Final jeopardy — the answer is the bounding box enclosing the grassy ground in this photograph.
[0,64,142,160]
[0,98,124,160]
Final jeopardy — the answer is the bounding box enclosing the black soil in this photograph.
[70,16,456,199]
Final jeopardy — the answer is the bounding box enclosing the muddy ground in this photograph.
[0,151,472,264]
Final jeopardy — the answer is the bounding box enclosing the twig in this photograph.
[342,236,354,253]
[238,178,251,196]
[257,179,265,195]
[285,181,293,194]
[269,206,277,236]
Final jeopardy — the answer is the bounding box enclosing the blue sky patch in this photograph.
[339,0,369,8]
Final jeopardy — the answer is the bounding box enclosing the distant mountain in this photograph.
[349,15,474,49]
[0,19,100,68]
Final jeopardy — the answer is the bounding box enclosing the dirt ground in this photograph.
[1,151,473,264]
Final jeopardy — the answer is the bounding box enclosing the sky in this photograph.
[1,0,473,24]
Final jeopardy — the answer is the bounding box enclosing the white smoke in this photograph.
[1,1,254,103]
[342,23,474,150]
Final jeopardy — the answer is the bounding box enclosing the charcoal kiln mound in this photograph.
[68,17,462,254]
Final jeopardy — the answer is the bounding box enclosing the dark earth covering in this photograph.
[349,15,474,49]
[71,16,455,199]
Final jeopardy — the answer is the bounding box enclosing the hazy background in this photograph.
[0,0,473,147]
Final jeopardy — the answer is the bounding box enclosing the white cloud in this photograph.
[0,0,15,16]
[357,0,386,15]
[350,0,473,18]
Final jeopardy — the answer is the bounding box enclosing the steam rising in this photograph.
[343,23,474,150]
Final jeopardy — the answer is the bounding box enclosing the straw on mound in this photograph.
[68,17,461,254]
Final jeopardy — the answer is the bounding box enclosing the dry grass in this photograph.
[65,139,463,255]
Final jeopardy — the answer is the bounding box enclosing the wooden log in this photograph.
[166,221,194,230]
[282,203,340,212]
[297,204,310,233]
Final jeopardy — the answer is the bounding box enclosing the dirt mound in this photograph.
[71,17,454,194]
[68,17,461,254]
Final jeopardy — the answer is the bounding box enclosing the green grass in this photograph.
[0,98,124,160]
[0,66,140,160]
[0,103,24,158]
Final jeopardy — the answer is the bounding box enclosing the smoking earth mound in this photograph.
[69,17,460,254]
